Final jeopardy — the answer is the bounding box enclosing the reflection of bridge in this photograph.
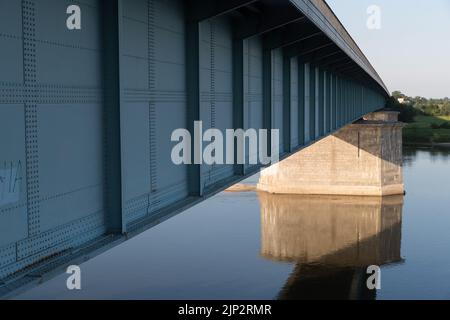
[1,0,390,297]
[259,193,403,300]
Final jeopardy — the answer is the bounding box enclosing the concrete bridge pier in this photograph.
[257,111,405,196]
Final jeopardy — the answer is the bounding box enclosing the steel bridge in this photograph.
[0,0,388,297]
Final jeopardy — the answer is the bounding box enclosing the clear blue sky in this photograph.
[326,0,450,98]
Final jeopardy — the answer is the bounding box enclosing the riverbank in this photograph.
[404,142,450,148]
[403,115,450,145]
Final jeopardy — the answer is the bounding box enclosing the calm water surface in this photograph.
[15,147,450,300]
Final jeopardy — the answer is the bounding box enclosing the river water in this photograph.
[15,147,450,300]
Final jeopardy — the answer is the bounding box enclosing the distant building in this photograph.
[397,98,407,104]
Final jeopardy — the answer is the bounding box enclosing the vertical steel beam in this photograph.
[353,82,356,119]
[283,54,292,153]
[349,81,353,119]
[102,0,124,233]
[362,87,365,115]
[298,58,305,146]
[332,75,336,129]
[353,82,357,118]
[331,73,337,131]
[342,79,345,123]
[350,81,353,119]
[351,81,354,119]
[350,81,354,119]
[338,76,342,127]
[352,81,358,119]
[344,79,348,123]
[233,38,245,175]
[22,0,40,236]
[352,81,355,119]
[336,76,339,128]
[186,20,203,196]
[360,85,363,117]
[326,71,332,133]
[348,81,351,121]
[263,49,272,158]
[318,68,325,136]
[337,76,341,128]
[342,78,345,126]
[309,63,316,140]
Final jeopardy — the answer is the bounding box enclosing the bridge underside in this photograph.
[0,0,388,296]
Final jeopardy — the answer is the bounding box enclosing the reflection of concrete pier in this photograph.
[258,192,403,299]
[260,193,403,266]
[258,111,405,196]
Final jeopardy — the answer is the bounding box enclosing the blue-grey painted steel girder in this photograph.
[0,0,390,298]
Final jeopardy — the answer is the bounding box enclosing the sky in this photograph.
[326,0,450,99]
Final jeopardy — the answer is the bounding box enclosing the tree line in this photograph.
[387,91,450,122]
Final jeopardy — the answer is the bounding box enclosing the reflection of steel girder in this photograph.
[187,0,388,96]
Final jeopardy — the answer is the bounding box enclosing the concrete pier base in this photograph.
[257,111,405,196]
